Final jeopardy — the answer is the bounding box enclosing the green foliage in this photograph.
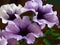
[44,28,60,45]
[19,40,26,45]
[45,28,60,37]
[43,38,51,45]
[46,0,60,7]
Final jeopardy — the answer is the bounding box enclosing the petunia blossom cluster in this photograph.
[0,0,59,45]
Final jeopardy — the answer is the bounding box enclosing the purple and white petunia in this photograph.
[24,0,59,28]
[3,16,43,44]
[33,4,59,28]
[0,3,36,24]
[0,3,32,23]
[0,0,59,45]
[0,30,18,45]
[0,3,22,23]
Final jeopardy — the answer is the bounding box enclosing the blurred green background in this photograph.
[47,0,60,7]
[0,0,60,45]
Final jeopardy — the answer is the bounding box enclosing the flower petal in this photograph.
[31,0,43,6]
[0,37,8,45]
[28,23,44,38]
[3,31,22,41]
[10,3,18,13]
[13,17,24,29]
[22,16,31,28]
[23,33,35,44]
[24,1,38,10]
[0,4,13,14]
[42,4,53,13]
[5,21,20,33]
[0,8,9,19]
[7,38,17,45]
[44,11,59,27]
[1,18,8,24]
[33,16,45,29]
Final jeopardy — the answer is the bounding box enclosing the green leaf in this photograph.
[45,28,60,37]
[29,15,34,22]
[19,40,26,45]
[44,28,60,45]
[43,38,51,45]
[45,28,55,35]
[52,33,60,37]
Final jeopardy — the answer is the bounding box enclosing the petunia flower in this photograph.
[0,3,22,23]
[24,0,59,28]
[4,16,43,44]
[33,4,59,28]
[0,30,19,45]
[0,3,33,24]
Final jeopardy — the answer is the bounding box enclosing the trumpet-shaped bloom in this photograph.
[4,16,43,44]
[0,3,36,24]
[33,4,59,28]
[0,3,33,24]
[24,0,59,28]
[0,3,22,23]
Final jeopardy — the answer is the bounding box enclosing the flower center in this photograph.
[18,28,30,36]
[37,12,44,20]
[8,13,16,20]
